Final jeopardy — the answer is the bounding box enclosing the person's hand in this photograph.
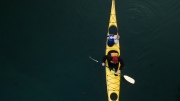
[102,63,105,66]
[116,70,121,74]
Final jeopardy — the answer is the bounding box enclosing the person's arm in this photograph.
[102,55,107,66]
[119,56,124,70]
[102,55,107,63]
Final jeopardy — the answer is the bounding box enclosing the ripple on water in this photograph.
[123,4,158,35]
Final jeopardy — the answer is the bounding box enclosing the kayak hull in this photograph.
[105,0,121,101]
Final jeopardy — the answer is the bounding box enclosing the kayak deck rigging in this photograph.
[106,74,120,91]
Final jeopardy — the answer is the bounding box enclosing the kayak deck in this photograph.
[105,0,121,101]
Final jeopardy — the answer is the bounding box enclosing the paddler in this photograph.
[102,50,124,75]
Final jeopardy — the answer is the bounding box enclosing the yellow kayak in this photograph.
[105,0,121,101]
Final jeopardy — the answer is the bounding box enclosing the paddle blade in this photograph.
[123,75,135,84]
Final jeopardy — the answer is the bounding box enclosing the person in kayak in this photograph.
[107,34,120,47]
[102,50,124,75]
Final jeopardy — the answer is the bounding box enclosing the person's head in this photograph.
[112,56,118,63]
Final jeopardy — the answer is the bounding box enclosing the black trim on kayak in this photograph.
[109,25,117,35]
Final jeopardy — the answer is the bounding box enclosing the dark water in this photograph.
[0,0,180,101]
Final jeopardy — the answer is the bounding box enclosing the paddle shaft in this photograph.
[89,56,135,84]
[89,56,123,75]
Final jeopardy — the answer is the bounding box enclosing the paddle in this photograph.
[89,56,135,84]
